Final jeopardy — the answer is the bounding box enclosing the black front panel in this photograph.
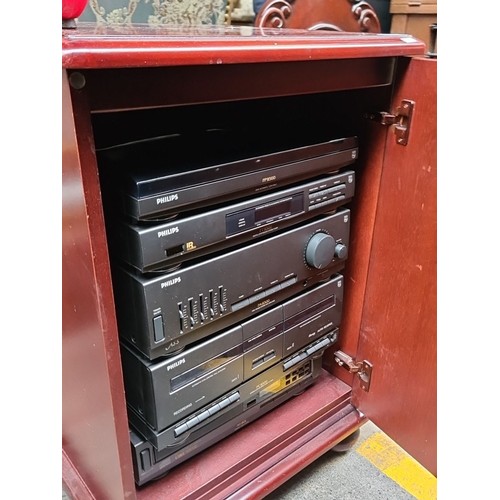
[128,351,327,453]
[120,276,343,431]
[98,131,357,220]
[129,356,323,486]
[109,170,354,272]
[113,209,350,360]
[95,112,357,487]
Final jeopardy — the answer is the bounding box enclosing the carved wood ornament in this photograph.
[255,0,381,33]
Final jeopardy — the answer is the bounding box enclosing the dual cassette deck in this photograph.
[98,129,359,485]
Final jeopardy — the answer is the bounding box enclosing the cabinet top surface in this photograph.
[62,23,425,69]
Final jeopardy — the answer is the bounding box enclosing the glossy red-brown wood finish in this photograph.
[255,0,381,33]
[76,57,395,113]
[62,24,425,69]
[353,56,437,475]
[62,70,136,500]
[136,373,360,499]
[323,119,391,387]
[62,25,432,499]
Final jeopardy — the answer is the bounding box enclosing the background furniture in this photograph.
[390,0,437,52]
[77,0,233,26]
[255,0,382,32]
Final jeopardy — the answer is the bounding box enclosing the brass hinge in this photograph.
[334,350,373,392]
[365,99,415,146]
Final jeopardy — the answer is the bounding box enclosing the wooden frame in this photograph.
[62,25,435,499]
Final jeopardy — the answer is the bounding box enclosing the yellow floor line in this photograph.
[356,432,437,500]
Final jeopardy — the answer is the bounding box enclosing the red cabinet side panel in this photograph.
[62,70,136,500]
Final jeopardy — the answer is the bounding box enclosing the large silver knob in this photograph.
[305,232,336,269]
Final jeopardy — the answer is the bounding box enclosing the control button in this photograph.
[226,210,255,236]
[186,416,200,429]
[174,423,189,437]
[334,243,348,260]
[197,410,210,423]
[328,185,344,193]
[266,284,281,296]
[281,276,297,289]
[218,397,231,410]
[320,340,330,349]
[252,357,264,369]
[153,315,165,343]
[305,232,336,269]
[264,352,275,362]
[229,392,240,403]
[232,298,249,311]
[140,449,152,471]
[306,345,320,356]
[284,352,305,370]
[208,404,220,416]
[253,290,267,303]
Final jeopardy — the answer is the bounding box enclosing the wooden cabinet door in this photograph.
[353,55,437,476]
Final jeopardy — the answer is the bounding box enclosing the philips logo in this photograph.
[167,358,185,371]
[262,175,277,183]
[157,194,179,205]
[158,227,179,238]
[161,276,181,288]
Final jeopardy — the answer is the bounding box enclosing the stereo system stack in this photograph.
[97,127,358,485]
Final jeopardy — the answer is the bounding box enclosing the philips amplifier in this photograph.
[130,355,323,486]
[112,209,350,360]
[98,132,357,221]
[121,275,343,433]
[110,170,355,272]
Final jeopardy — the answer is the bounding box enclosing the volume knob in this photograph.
[305,232,336,269]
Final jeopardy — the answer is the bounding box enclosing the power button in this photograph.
[153,314,165,342]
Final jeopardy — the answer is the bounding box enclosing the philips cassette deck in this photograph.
[127,330,338,451]
[130,356,323,486]
[98,131,357,221]
[109,170,355,272]
[112,209,350,360]
[121,275,343,433]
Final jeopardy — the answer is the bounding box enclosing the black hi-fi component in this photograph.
[120,275,343,433]
[130,349,326,456]
[130,355,323,486]
[110,170,355,272]
[112,209,350,360]
[98,133,358,222]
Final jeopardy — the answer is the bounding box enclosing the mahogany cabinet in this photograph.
[62,24,436,500]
